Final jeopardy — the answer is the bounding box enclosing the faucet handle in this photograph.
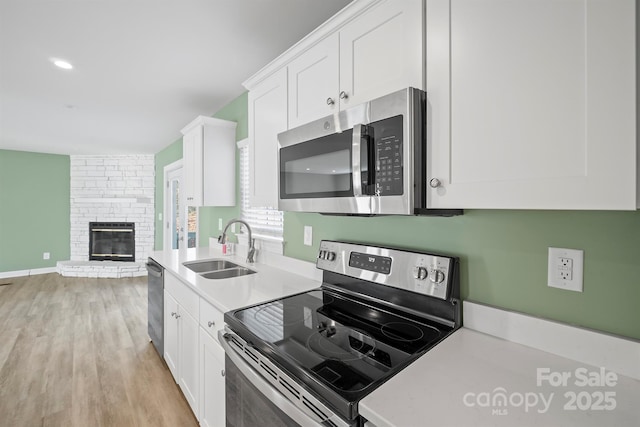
[217,235,226,244]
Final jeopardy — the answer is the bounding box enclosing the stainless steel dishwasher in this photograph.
[146,258,164,357]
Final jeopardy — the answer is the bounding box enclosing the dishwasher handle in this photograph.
[145,261,163,278]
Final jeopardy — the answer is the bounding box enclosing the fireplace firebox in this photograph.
[89,222,135,262]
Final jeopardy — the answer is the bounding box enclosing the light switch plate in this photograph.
[304,226,313,246]
[548,247,584,292]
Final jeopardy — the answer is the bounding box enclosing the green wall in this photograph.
[285,210,640,340]
[154,92,640,341]
[0,150,70,272]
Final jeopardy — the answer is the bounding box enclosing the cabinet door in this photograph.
[183,126,204,206]
[248,67,288,208]
[426,0,637,209]
[288,33,340,127]
[199,328,226,427]
[178,309,200,417]
[339,0,424,108]
[163,290,179,380]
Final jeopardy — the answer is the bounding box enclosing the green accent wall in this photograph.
[0,150,70,272]
[284,210,640,340]
[154,92,640,341]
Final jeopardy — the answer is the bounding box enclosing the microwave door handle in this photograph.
[352,124,364,197]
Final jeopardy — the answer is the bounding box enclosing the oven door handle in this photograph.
[219,331,343,427]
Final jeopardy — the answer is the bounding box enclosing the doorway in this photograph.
[163,160,198,250]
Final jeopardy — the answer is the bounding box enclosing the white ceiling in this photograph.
[0,0,352,156]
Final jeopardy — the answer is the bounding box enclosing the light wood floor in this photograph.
[0,273,198,427]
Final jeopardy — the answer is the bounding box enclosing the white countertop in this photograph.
[361,326,640,427]
[150,247,321,313]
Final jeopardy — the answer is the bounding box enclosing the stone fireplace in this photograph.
[57,155,154,278]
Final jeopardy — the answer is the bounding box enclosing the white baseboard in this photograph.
[463,301,640,380]
[0,267,58,280]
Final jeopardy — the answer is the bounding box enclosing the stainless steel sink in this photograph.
[201,267,256,280]
[183,259,240,273]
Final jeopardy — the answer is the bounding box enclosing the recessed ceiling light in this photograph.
[52,58,73,70]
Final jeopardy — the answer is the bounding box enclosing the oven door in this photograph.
[219,328,354,427]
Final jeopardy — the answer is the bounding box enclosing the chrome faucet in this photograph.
[218,219,255,263]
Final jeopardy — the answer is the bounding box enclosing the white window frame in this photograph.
[237,138,284,255]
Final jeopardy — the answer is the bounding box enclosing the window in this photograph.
[237,139,284,253]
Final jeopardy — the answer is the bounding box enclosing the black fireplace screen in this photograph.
[89,222,135,262]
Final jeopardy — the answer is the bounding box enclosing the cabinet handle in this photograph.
[339,91,348,100]
[221,369,225,377]
[208,321,215,328]
[429,178,442,188]
[326,97,335,106]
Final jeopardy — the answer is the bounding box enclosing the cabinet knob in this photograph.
[221,370,225,377]
[429,178,442,188]
[171,312,176,317]
[339,91,348,100]
[326,97,335,106]
[208,321,215,328]
[175,314,181,319]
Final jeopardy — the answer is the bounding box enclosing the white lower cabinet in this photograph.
[199,327,226,427]
[163,272,200,419]
[163,290,179,378]
[164,271,228,425]
[178,309,200,416]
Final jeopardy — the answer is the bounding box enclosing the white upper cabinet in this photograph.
[248,68,288,208]
[339,0,423,107]
[426,0,637,210]
[181,116,237,207]
[288,33,340,128]
[287,0,424,127]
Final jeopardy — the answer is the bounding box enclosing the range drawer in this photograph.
[164,271,199,318]
[199,299,225,343]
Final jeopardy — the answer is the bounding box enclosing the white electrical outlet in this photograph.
[303,226,313,246]
[43,252,50,260]
[218,218,223,231]
[548,247,583,292]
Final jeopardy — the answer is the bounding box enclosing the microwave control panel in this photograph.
[372,115,403,196]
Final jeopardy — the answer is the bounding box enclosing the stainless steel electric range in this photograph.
[220,240,461,427]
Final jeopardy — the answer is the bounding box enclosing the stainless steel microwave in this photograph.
[277,87,461,216]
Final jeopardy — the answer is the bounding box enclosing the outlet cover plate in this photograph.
[548,247,583,292]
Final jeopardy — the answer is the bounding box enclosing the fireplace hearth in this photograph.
[89,222,135,262]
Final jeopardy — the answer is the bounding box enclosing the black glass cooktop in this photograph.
[228,289,449,397]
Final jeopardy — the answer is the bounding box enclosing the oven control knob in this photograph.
[318,250,326,260]
[326,251,336,261]
[413,267,428,280]
[430,269,446,284]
